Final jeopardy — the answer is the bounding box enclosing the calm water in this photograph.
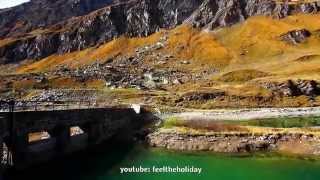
[7,142,320,180]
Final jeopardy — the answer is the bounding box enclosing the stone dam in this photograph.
[0,105,142,169]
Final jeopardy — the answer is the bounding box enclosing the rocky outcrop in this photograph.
[1,0,320,63]
[0,33,61,63]
[0,0,126,38]
[180,91,226,101]
[147,130,320,155]
[280,29,311,44]
[263,80,320,97]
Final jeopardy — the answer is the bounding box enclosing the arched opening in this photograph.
[27,131,56,154]
[70,126,84,136]
[68,126,88,152]
[28,131,51,143]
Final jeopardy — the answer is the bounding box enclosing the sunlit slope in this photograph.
[214,14,320,82]
[17,14,320,83]
[17,25,231,73]
[16,32,163,73]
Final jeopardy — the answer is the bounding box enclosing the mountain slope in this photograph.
[16,14,320,78]
[1,0,320,63]
[1,0,320,108]
[0,0,125,37]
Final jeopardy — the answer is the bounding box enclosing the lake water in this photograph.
[6,142,320,180]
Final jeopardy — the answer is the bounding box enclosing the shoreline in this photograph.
[159,107,320,121]
[146,107,320,156]
[146,128,320,156]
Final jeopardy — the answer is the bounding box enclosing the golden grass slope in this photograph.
[17,25,231,73]
[165,26,231,70]
[216,69,272,82]
[213,14,320,82]
[17,33,163,73]
[15,14,320,84]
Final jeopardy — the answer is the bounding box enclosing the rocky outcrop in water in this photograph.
[1,0,320,63]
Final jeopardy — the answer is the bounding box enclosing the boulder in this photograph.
[296,80,320,96]
[263,80,320,97]
[182,91,225,101]
[280,29,311,44]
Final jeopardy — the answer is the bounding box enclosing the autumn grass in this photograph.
[17,49,92,73]
[161,125,320,137]
[17,25,232,73]
[11,76,107,91]
[163,117,248,132]
[0,38,16,47]
[17,32,163,73]
[162,114,320,136]
[12,14,320,73]
[17,14,320,79]
[166,25,231,70]
[9,14,320,107]
[213,14,320,82]
[216,69,271,82]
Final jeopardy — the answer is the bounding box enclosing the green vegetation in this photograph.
[163,117,183,128]
[162,116,320,133]
[228,116,320,128]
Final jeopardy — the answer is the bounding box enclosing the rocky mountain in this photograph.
[0,0,126,37]
[0,0,320,63]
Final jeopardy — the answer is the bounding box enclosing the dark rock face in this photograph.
[0,0,124,38]
[1,0,320,63]
[263,80,320,97]
[0,33,61,63]
[181,91,226,101]
[297,80,320,96]
[280,29,311,44]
